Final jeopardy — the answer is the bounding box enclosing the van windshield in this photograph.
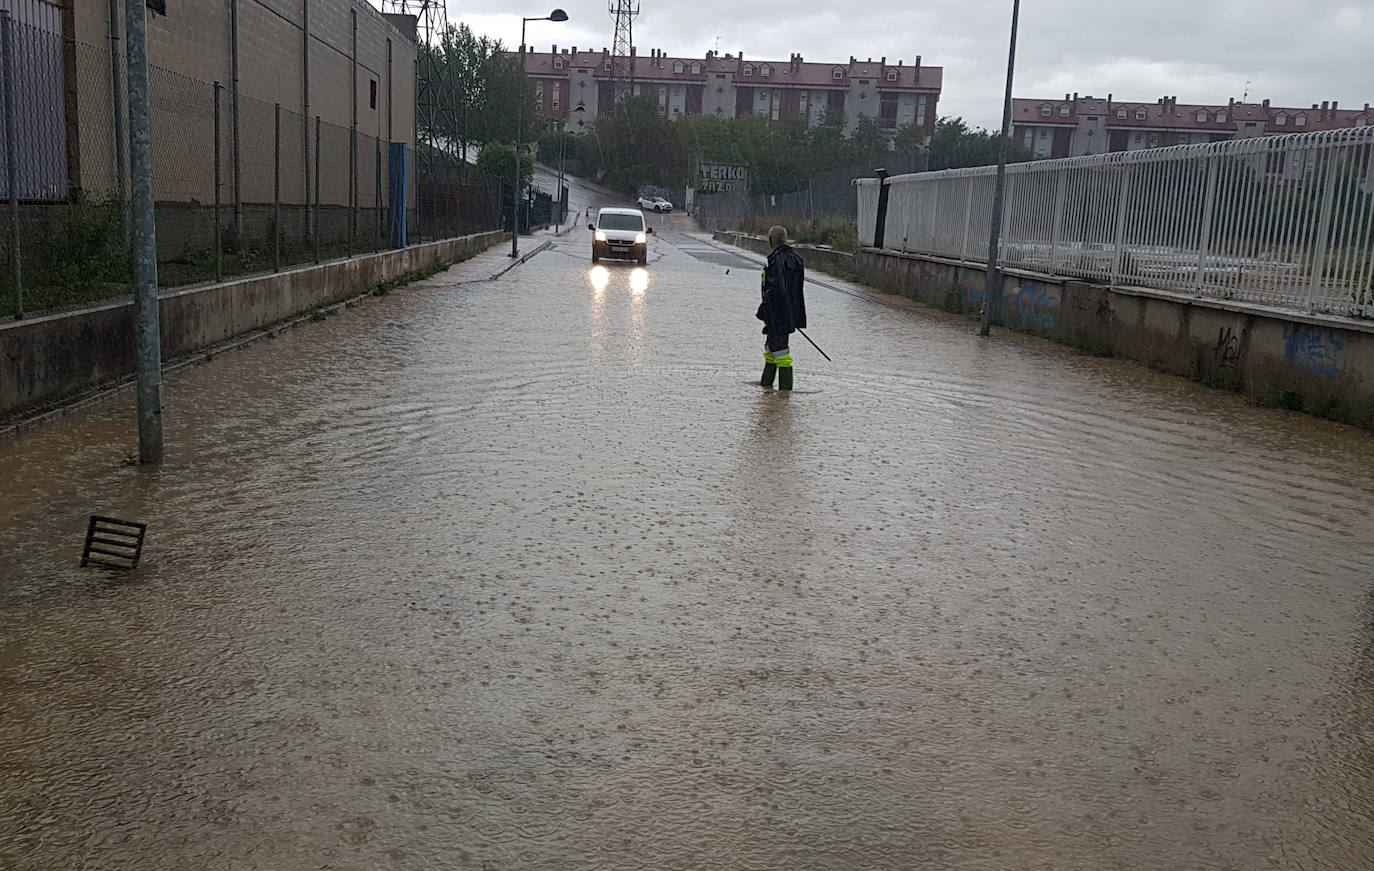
[598,213,644,231]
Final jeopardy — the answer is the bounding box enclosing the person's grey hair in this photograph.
[768,225,788,247]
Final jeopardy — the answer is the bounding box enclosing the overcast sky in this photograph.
[391,0,1373,131]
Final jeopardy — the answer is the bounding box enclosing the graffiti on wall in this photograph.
[1282,325,1343,376]
[1004,281,1060,332]
[1215,326,1247,369]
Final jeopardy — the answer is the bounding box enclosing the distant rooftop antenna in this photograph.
[608,0,640,103]
[1243,80,1251,102]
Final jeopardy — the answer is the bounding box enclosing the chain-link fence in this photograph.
[694,153,928,238]
[0,15,505,319]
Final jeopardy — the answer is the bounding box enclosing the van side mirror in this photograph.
[588,223,595,231]
[646,227,654,234]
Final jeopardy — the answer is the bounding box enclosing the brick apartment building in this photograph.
[517,45,942,143]
[1012,92,1373,159]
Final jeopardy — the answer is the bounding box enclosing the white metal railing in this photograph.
[856,128,1374,317]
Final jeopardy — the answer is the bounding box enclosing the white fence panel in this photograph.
[860,128,1374,317]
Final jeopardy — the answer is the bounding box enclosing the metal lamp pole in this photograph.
[513,9,568,258]
[978,0,1021,337]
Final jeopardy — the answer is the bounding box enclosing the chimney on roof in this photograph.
[1073,92,1078,102]
[1262,98,1269,109]
[1107,92,1112,111]
[630,45,636,57]
[897,59,902,66]
[880,56,886,66]
[850,56,856,65]
[914,55,921,82]
[1332,100,1338,113]
[552,44,557,54]
[571,46,576,55]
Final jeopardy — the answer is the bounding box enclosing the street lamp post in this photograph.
[513,8,568,258]
[978,0,1021,337]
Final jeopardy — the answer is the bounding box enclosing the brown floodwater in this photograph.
[2,230,1372,870]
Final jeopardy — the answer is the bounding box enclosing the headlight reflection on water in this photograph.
[630,268,650,294]
[588,265,610,292]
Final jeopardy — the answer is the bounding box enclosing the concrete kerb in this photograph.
[1,230,508,435]
[714,231,1374,432]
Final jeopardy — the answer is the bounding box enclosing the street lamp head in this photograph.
[549,8,569,20]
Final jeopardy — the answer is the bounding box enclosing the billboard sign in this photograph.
[697,162,749,193]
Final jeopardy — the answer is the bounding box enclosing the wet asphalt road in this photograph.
[1,208,1373,870]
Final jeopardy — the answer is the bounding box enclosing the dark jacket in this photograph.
[756,244,806,336]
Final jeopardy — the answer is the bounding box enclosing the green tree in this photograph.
[927,116,1032,170]
[476,143,533,191]
[850,114,888,155]
[419,23,534,161]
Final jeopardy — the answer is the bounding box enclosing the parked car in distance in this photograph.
[637,195,673,213]
[591,207,653,265]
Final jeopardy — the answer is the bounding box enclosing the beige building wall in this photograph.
[67,0,414,205]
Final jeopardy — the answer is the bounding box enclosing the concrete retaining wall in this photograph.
[715,231,1374,431]
[1,231,505,420]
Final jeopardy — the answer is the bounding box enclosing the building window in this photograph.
[1295,115,1307,127]
[1196,110,1207,122]
[886,70,897,81]
[1356,117,1368,127]
[1039,128,1048,139]
[1116,108,1127,119]
[917,94,927,126]
[674,62,684,74]
[691,63,701,74]
[762,66,773,77]
[743,65,753,76]
[369,79,377,110]
[1275,113,1286,126]
[1059,105,1070,116]
[1135,109,1147,120]
[535,82,543,102]
[147,0,166,14]
[1040,106,1051,117]
[553,58,563,69]
[604,60,612,70]
[832,69,844,80]
[552,83,560,110]
[1217,111,1227,122]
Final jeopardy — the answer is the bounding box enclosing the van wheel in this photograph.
[592,250,600,263]
[637,252,647,266]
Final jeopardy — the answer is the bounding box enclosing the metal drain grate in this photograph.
[81,516,147,570]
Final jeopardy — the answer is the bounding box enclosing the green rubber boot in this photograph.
[760,362,777,387]
[778,367,793,391]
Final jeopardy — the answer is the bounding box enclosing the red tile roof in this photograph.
[519,50,943,92]
[1012,96,1372,132]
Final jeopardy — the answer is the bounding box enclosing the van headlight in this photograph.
[594,230,607,242]
[634,232,647,244]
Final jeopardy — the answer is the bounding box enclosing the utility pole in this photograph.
[126,0,163,462]
[979,0,1020,338]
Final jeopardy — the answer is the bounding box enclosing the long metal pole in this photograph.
[231,0,243,243]
[214,82,222,282]
[302,0,311,246]
[313,115,321,263]
[106,0,129,240]
[126,0,163,463]
[556,121,564,231]
[2,12,21,320]
[512,21,526,258]
[978,0,1020,337]
[349,8,357,256]
[273,102,281,272]
[0,12,22,320]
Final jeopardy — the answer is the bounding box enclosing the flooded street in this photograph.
[2,219,1373,870]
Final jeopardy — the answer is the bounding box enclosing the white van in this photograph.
[590,207,653,265]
